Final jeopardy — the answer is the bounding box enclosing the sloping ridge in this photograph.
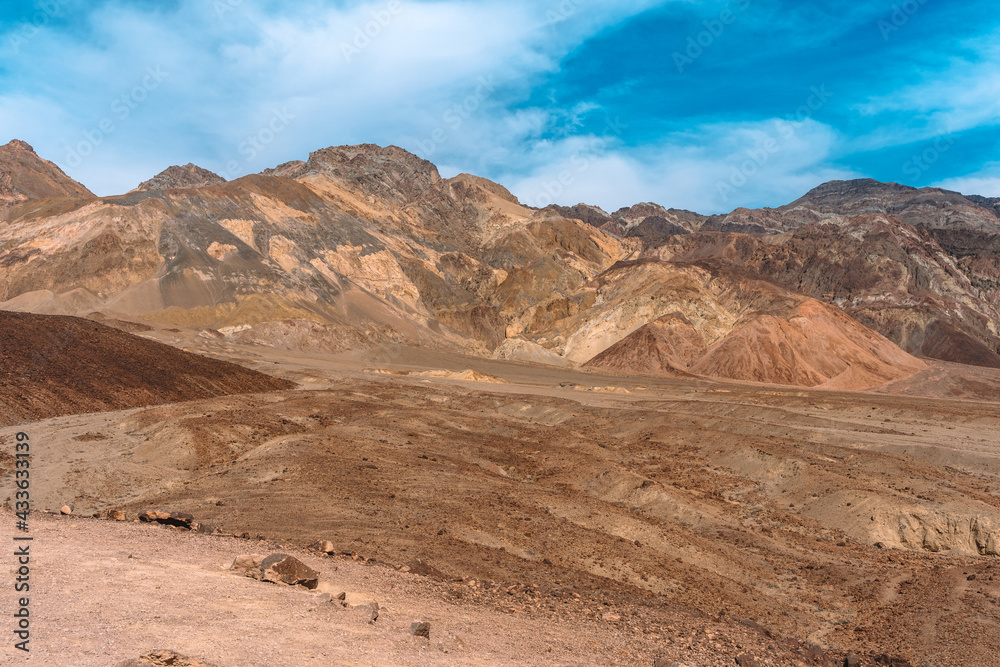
[0,139,95,201]
[585,296,925,389]
[133,163,226,192]
[690,299,925,388]
[585,314,703,377]
[0,310,294,426]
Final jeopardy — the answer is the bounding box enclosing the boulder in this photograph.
[310,540,336,554]
[230,554,263,579]
[138,511,195,529]
[409,621,431,638]
[259,553,319,589]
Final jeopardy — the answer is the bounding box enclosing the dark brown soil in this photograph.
[0,310,294,426]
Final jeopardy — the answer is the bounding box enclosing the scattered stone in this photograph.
[229,555,263,580]
[844,656,861,667]
[193,522,219,535]
[115,649,218,666]
[60,505,72,515]
[259,553,319,589]
[405,559,446,578]
[736,655,762,666]
[967,574,977,581]
[138,510,195,529]
[409,621,431,638]
[101,508,127,521]
[310,540,336,554]
[601,612,622,622]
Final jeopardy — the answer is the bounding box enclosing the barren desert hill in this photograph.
[0,309,293,426]
[0,138,95,202]
[1,139,999,391]
[7,334,1000,666]
[132,163,227,192]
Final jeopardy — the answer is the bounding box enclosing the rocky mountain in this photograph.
[589,180,1000,370]
[133,163,226,191]
[1,141,998,389]
[0,139,95,204]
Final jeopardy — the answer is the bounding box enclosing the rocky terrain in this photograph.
[5,139,1000,390]
[2,138,1000,665]
[3,331,1000,666]
[132,164,227,192]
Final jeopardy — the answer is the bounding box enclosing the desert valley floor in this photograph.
[4,330,1000,666]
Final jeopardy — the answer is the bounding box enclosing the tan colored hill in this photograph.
[689,298,924,389]
[133,163,226,191]
[0,139,94,203]
[0,310,293,426]
[575,262,924,389]
[0,143,621,361]
[0,140,984,391]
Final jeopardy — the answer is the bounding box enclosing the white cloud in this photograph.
[0,0,677,194]
[853,27,1000,150]
[500,118,860,214]
[935,163,1000,197]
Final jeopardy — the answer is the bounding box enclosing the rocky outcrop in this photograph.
[132,164,226,191]
[259,553,320,589]
[0,139,94,203]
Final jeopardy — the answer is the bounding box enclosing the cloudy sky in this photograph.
[2,0,998,213]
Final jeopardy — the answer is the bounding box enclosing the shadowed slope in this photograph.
[0,310,294,426]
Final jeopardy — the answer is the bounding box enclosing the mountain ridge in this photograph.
[1,139,998,389]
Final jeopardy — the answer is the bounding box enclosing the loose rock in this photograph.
[259,553,319,589]
[409,621,431,638]
[311,540,336,554]
[229,554,263,580]
[115,649,218,666]
[139,510,195,529]
[60,505,72,515]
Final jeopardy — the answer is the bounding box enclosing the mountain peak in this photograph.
[264,143,442,205]
[0,138,95,201]
[133,163,226,192]
[4,139,35,153]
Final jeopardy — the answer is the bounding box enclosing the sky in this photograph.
[1,0,998,213]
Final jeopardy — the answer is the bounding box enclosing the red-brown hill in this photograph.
[0,310,294,426]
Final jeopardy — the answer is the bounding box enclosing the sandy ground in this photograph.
[3,333,1000,665]
[4,513,799,667]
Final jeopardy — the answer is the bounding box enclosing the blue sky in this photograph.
[1,0,998,213]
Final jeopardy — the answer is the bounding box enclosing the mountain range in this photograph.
[2,137,999,391]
